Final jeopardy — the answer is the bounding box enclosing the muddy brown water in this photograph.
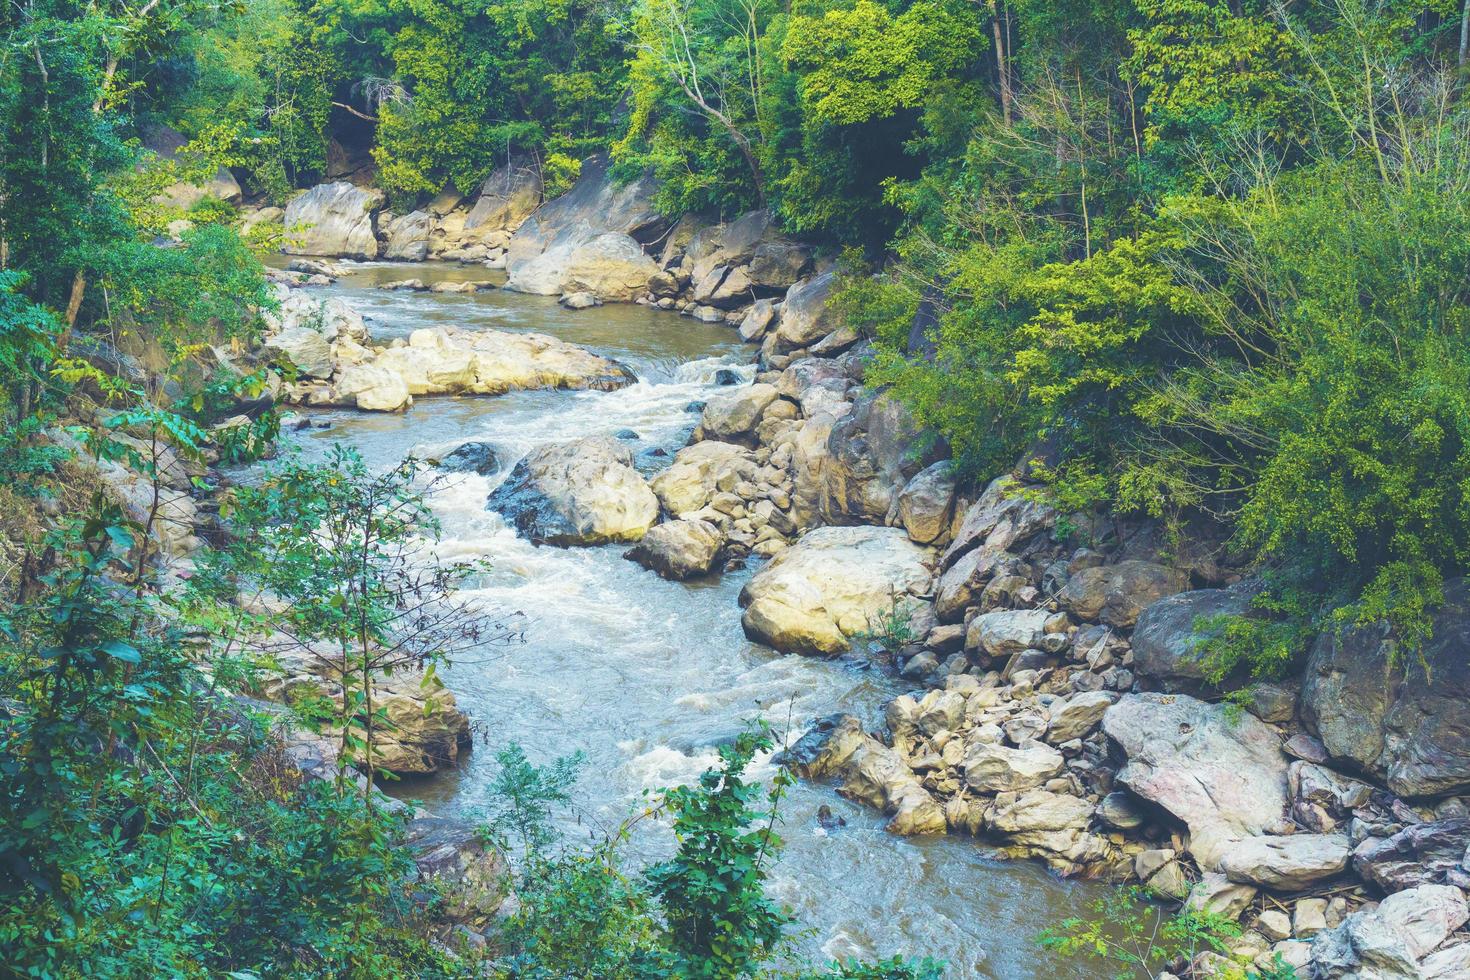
[259,259,1113,977]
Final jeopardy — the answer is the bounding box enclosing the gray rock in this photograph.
[963,742,1065,793]
[897,461,957,545]
[1353,819,1470,893]
[772,272,838,350]
[436,441,500,476]
[819,390,936,526]
[1131,584,1260,695]
[1310,884,1469,978]
[1060,561,1190,628]
[1217,833,1351,890]
[487,437,657,546]
[1098,791,1145,830]
[283,182,384,258]
[1103,692,1289,868]
[700,384,780,442]
[384,209,433,261]
[1301,577,1470,797]
[1045,691,1118,744]
[1186,872,1257,919]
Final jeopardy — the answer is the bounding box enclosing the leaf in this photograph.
[100,640,141,663]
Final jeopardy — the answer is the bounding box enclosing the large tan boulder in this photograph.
[283,181,384,258]
[773,272,839,350]
[624,518,725,580]
[699,384,780,442]
[335,363,412,412]
[487,437,658,546]
[562,233,660,301]
[738,525,933,655]
[650,441,748,516]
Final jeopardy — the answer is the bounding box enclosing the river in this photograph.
[267,260,1108,978]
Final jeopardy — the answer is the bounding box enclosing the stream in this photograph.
[265,260,1108,977]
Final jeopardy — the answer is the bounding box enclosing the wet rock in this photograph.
[1301,577,1470,797]
[987,789,1111,874]
[436,441,500,476]
[487,436,658,546]
[836,735,947,835]
[777,714,868,778]
[739,525,932,656]
[283,181,384,258]
[1060,561,1190,628]
[1353,819,1470,893]
[624,518,725,580]
[335,363,412,412]
[560,290,598,309]
[714,368,742,386]
[1218,833,1352,890]
[1103,692,1289,867]
[365,327,636,399]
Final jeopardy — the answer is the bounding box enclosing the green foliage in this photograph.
[1037,885,1252,980]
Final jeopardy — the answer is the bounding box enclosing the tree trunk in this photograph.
[988,0,1013,125]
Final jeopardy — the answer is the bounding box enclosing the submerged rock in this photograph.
[435,441,501,476]
[488,437,658,546]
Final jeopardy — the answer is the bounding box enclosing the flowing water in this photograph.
[265,260,1108,977]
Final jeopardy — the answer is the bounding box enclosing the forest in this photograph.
[3,0,1470,975]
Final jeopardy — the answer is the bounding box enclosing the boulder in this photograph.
[738,298,780,342]
[142,124,243,209]
[462,158,542,238]
[1132,584,1261,695]
[384,210,433,261]
[404,816,509,927]
[776,714,868,779]
[747,241,812,289]
[1301,577,1470,797]
[562,233,660,301]
[649,441,747,516]
[1045,691,1118,744]
[266,326,332,379]
[897,461,957,545]
[963,742,1065,793]
[1353,819,1470,893]
[487,437,659,546]
[772,272,838,350]
[700,384,780,442]
[436,441,500,476]
[561,291,598,309]
[1103,692,1289,867]
[835,735,947,835]
[820,390,935,526]
[1060,561,1190,628]
[939,476,1055,571]
[283,182,384,258]
[739,525,933,656]
[934,545,1013,622]
[363,327,636,399]
[987,789,1112,874]
[1311,884,1469,978]
[965,608,1059,658]
[1186,873,1258,919]
[334,363,411,412]
[505,154,663,298]
[1217,833,1352,890]
[624,519,725,580]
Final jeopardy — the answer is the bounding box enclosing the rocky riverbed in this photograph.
[225,154,1470,977]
